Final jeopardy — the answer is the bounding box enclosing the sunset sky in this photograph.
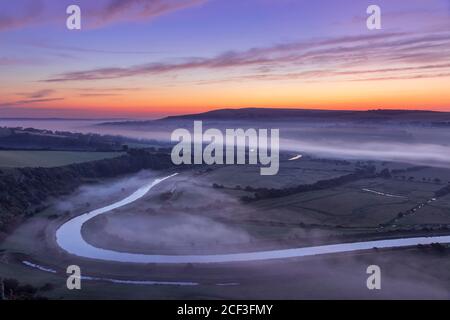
[1,0,449,118]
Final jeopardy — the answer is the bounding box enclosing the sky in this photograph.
[0,0,449,118]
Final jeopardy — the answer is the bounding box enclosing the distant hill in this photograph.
[162,108,450,122]
[99,108,450,126]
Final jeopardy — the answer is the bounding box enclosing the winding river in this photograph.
[56,173,450,264]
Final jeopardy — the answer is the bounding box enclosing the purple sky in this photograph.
[0,0,449,118]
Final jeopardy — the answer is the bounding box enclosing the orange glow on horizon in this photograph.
[3,76,450,117]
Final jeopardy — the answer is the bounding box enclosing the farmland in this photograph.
[2,157,450,299]
[78,159,450,256]
[1,129,450,299]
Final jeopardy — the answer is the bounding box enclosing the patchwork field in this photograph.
[201,157,356,189]
[2,156,450,299]
[79,162,450,256]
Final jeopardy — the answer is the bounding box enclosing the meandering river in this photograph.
[56,173,450,264]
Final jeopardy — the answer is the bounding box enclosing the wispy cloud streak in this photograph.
[44,31,450,83]
[96,0,206,26]
[0,0,206,32]
[0,98,64,108]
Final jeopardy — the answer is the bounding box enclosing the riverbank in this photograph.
[53,174,450,264]
[0,149,174,231]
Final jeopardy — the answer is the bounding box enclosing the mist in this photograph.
[55,170,254,255]
[54,170,159,215]
[4,117,450,170]
[280,138,450,168]
[93,119,450,168]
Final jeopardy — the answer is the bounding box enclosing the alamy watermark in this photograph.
[367,5,382,30]
[66,5,381,31]
[171,121,280,176]
[66,265,81,290]
[66,5,81,30]
[366,265,381,290]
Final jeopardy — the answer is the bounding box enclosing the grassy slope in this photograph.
[0,150,124,168]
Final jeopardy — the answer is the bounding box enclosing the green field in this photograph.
[0,150,124,168]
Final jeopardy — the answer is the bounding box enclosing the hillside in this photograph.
[0,149,175,232]
[99,108,450,126]
[0,127,137,151]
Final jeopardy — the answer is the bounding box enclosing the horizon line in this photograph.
[1,106,449,122]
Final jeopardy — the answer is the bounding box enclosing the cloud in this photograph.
[0,98,64,108]
[44,32,407,81]
[75,87,143,97]
[200,63,450,85]
[43,31,450,83]
[28,42,168,55]
[79,93,122,97]
[0,1,44,31]
[0,57,42,66]
[0,57,23,66]
[96,0,206,26]
[0,88,63,108]
[348,72,450,83]
[0,0,206,32]
[20,89,55,99]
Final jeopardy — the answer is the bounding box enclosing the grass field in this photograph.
[202,158,355,189]
[0,150,124,168]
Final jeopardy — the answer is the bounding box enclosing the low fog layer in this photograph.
[96,119,450,168]
[98,213,251,249]
[3,118,450,168]
[280,139,450,168]
[54,170,159,214]
[57,171,254,254]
